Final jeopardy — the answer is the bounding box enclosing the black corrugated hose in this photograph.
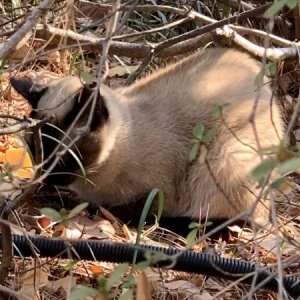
[3,235,300,298]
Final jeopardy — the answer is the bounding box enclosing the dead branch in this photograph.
[0,119,37,135]
[0,203,12,282]
[35,24,150,58]
[0,1,290,63]
[155,3,272,52]
[33,22,299,62]
[217,25,299,61]
[0,0,56,60]
[230,25,295,47]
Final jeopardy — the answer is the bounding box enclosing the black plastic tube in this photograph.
[4,235,300,299]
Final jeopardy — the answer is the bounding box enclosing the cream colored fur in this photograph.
[32,49,285,224]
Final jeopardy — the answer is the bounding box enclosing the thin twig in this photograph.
[113,16,191,41]
[155,3,272,52]
[0,0,56,60]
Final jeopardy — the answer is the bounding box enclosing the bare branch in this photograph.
[0,120,36,135]
[230,25,295,47]
[0,0,56,60]
[217,25,299,61]
[155,3,272,52]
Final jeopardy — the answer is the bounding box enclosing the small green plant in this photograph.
[251,141,300,189]
[0,59,6,81]
[97,263,130,298]
[69,286,98,300]
[40,202,89,225]
[11,0,22,16]
[69,189,165,300]
[254,61,277,86]
[68,50,80,76]
[80,71,94,85]
[0,162,14,181]
[189,123,219,163]
[264,61,277,77]
[265,0,299,18]
[222,4,231,18]
[186,221,213,247]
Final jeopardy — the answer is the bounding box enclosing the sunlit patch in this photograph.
[0,147,34,179]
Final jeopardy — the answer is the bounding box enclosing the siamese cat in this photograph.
[10,48,283,224]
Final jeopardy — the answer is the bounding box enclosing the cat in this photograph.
[10,48,284,224]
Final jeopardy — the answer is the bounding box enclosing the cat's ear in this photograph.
[10,77,48,109]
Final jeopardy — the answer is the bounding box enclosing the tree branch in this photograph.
[0,0,55,60]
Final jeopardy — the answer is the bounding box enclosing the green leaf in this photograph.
[97,276,107,293]
[69,49,79,75]
[59,208,68,219]
[68,202,89,219]
[254,72,263,86]
[11,0,22,15]
[144,252,167,264]
[189,142,200,161]
[136,188,164,245]
[156,189,164,221]
[203,128,219,144]
[278,157,300,174]
[40,207,62,222]
[69,286,97,300]
[222,4,230,18]
[264,1,286,17]
[188,222,200,229]
[132,188,164,267]
[106,263,129,291]
[193,123,204,139]
[188,221,213,230]
[212,105,222,119]
[64,259,79,271]
[80,72,94,85]
[186,228,198,247]
[270,176,287,189]
[119,288,134,300]
[265,62,277,77]
[286,0,298,9]
[251,159,277,182]
[136,261,149,270]
[198,144,208,165]
[3,162,11,172]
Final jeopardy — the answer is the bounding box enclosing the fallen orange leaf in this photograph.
[0,147,34,179]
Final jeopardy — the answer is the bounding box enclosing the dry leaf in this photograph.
[99,206,122,231]
[9,44,33,60]
[47,275,76,292]
[0,147,34,179]
[19,268,49,300]
[89,264,105,277]
[189,292,213,300]
[60,215,115,239]
[204,278,224,291]
[122,224,134,241]
[38,215,52,229]
[164,280,200,295]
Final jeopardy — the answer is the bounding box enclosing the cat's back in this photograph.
[119,48,262,104]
